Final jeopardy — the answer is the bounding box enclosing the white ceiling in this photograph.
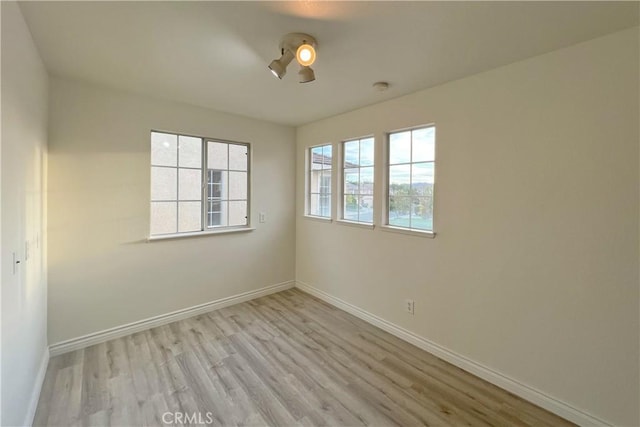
[19,1,639,126]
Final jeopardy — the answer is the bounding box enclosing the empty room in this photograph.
[2,1,639,426]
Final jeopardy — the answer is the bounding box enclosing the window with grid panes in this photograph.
[150,131,250,236]
[387,126,435,231]
[342,137,374,223]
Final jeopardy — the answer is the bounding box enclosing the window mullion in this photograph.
[226,143,230,226]
[357,166,361,222]
[341,143,344,220]
[308,150,312,215]
[408,131,413,229]
[357,139,361,222]
[201,139,206,231]
[176,137,180,233]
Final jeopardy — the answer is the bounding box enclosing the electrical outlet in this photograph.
[405,299,415,315]
[259,212,266,223]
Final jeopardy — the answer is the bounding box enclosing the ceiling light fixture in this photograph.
[268,33,318,83]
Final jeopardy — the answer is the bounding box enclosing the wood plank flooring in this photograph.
[34,289,574,426]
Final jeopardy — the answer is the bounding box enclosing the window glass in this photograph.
[178,169,201,201]
[229,144,247,171]
[206,141,249,229]
[341,137,374,223]
[151,132,177,167]
[308,144,333,218]
[387,126,435,232]
[150,202,177,235]
[151,167,177,201]
[178,135,202,168]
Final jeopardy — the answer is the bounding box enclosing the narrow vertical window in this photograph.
[387,126,435,231]
[308,144,332,218]
[342,137,374,223]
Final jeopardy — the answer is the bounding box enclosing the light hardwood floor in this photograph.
[34,289,574,426]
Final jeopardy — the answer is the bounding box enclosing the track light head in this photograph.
[268,49,294,79]
[298,66,315,83]
[268,59,286,79]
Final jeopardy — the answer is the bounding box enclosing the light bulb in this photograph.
[299,48,311,62]
[296,44,316,67]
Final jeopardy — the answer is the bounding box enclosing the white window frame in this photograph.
[382,125,436,238]
[149,131,253,240]
[339,136,375,227]
[306,143,333,220]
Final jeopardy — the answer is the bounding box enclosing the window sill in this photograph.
[303,215,333,223]
[148,227,255,242]
[379,225,436,239]
[336,219,374,230]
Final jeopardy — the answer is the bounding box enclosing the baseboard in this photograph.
[49,280,295,356]
[295,280,610,427]
[24,346,49,427]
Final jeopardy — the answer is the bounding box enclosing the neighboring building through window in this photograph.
[387,126,435,231]
[150,131,249,236]
[342,137,374,223]
[207,170,223,226]
[308,144,332,218]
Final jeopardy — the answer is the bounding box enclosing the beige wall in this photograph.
[48,77,296,344]
[296,28,639,426]
[1,1,49,425]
